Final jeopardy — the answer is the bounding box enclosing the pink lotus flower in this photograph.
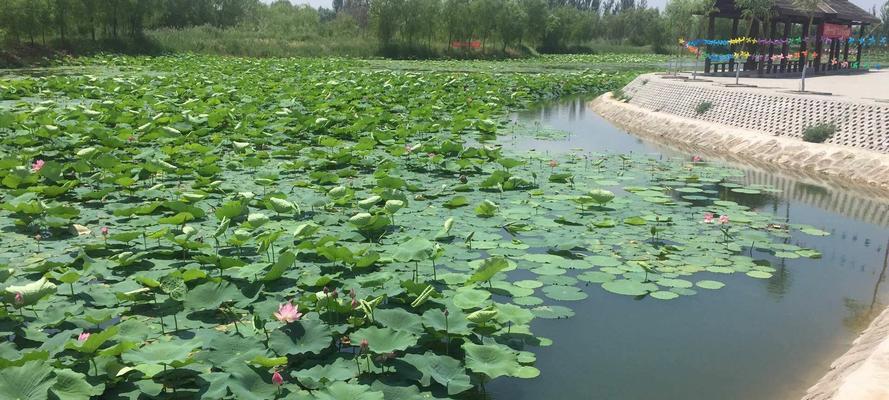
[360,338,369,353]
[271,370,284,385]
[274,301,303,323]
[78,332,90,342]
[548,160,558,168]
[703,212,715,224]
[14,292,23,305]
[718,215,730,224]
[101,227,109,236]
[31,159,45,173]
[692,155,702,163]
[351,299,358,309]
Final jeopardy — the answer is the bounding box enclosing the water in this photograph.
[486,96,889,400]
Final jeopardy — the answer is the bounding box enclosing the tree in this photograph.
[496,0,527,51]
[793,0,821,91]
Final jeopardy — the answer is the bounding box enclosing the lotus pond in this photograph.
[0,56,885,400]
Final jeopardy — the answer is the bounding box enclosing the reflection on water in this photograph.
[487,95,889,400]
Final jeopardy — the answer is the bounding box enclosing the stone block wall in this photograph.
[621,75,889,153]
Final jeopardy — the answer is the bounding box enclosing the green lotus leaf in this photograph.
[122,339,199,366]
[0,361,55,400]
[313,382,384,400]
[541,285,588,301]
[4,277,57,306]
[349,212,374,227]
[51,369,103,400]
[268,319,333,356]
[588,189,615,204]
[247,212,270,228]
[530,305,575,319]
[293,357,358,387]
[602,279,655,296]
[268,197,297,214]
[696,280,725,290]
[465,256,509,285]
[474,200,498,218]
[350,326,417,353]
[358,196,381,210]
[374,308,424,334]
[394,237,434,262]
[384,199,405,214]
[463,342,521,379]
[466,306,499,325]
[401,352,473,395]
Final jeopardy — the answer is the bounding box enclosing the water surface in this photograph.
[486,96,889,400]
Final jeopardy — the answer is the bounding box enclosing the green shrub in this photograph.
[613,88,631,102]
[695,101,712,115]
[802,122,836,143]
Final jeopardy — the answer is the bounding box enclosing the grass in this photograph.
[802,122,836,143]
[146,26,378,58]
[695,101,713,115]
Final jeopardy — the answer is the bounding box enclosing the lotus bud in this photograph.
[101,226,109,236]
[78,332,90,342]
[349,288,356,299]
[14,292,23,305]
[272,370,284,385]
[360,339,369,353]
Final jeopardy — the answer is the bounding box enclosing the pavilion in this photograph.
[701,0,881,76]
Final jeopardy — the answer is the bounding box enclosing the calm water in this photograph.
[487,96,889,400]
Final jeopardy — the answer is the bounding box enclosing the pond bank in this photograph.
[589,93,889,193]
[802,306,889,400]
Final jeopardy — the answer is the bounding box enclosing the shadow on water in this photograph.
[483,95,889,400]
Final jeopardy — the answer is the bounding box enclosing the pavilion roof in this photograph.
[711,0,881,24]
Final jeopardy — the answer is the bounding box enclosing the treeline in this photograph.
[369,0,670,55]
[3,0,884,59]
[0,0,259,45]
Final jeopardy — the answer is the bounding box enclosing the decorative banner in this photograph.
[682,36,889,49]
[450,40,480,49]
[821,23,852,39]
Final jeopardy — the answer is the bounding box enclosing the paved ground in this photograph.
[676,69,889,104]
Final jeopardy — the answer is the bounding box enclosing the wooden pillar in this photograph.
[842,23,851,63]
[831,39,840,69]
[800,20,810,73]
[729,18,740,71]
[704,14,716,74]
[780,21,791,72]
[813,20,823,72]
[855,24,867,68]
[766,20,778,73]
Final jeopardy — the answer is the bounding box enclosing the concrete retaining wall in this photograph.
[589,93,889,191]
[620,74,889,154]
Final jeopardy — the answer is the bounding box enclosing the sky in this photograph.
[268,0,884,17]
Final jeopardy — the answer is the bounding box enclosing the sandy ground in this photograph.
[675,69,889,104]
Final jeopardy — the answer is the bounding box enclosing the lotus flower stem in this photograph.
[90,357,98,376]
[173,313,179,331]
